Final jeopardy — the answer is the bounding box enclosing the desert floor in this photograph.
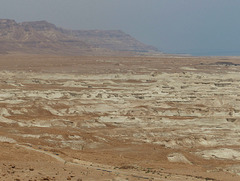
[1,54,240,181]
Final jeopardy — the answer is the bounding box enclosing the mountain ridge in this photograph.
[0,19,159,55]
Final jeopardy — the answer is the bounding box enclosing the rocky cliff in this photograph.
[0,19,159,55]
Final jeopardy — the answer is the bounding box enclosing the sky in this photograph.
[1,0,240,56]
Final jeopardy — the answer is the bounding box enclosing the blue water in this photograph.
[191,51,240,56]
[166,50,240,57]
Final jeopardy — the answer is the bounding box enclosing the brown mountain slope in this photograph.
[0,19,159,55]
[0,19,91,55]
[63,29,159,53]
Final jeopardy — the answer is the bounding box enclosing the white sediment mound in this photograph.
[167,153,192,164]
[0,116,16,124]
[0,136,16,143]
[196,148,240,160]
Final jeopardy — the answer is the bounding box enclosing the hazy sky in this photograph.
[1,0,240,55]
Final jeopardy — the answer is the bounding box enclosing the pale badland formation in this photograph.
[1,19,240,181]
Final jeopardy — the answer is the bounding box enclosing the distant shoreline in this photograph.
[166,50,240,57]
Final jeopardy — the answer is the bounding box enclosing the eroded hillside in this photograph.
[0,19,159,56]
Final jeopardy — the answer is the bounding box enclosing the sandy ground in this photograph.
[1,54,240,180]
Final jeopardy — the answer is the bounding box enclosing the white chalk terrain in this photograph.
[0,55,240,180]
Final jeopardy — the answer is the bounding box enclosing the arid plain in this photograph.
[1,54,240,181]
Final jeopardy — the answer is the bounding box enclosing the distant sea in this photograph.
[167,50,240,57]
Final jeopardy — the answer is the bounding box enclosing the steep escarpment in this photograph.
[66,29,159,52]
[0,20,91,55]
[0,19,159,55]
